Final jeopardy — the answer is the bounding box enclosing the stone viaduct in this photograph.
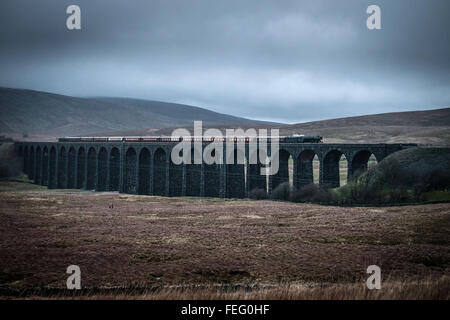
[15,141,414,198]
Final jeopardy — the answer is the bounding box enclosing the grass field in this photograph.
[0,180,449,299]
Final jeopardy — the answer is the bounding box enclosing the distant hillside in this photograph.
[278,108,450,145]
[1,87,449,145]
[0,87,271,139]
[143,108,450,145]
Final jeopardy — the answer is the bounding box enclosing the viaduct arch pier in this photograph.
[15,140,416,198]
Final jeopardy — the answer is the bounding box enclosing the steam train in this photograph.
[58,134,323,143]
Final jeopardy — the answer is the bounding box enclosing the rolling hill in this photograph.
[277,108,450,144]
[146,108,450,145]
[0,87,272,139]
[1,87,449,144]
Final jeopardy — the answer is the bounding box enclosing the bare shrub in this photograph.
[248,188,267,200]
[290,184,331,203]
[270,182,291,201]
[0,143,22,178]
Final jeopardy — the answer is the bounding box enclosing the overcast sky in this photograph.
[0,0,449,123]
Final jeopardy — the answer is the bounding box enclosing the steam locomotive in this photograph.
[58,134,323,143]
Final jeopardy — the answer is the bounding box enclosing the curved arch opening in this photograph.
[186,148,202,197]
[35,147,42,184]
[49,147,57,188]
[124,147,137,194]
[313,155,320,184]
[42,147,49,186]
[138,148,150,195]
[97,147,108,191]
[204,148,220,197]
[67,147,76,188]
[57,147,67,188]
[23,146,28,175]
[226,148,245,198]
[169,148,183,197]
[271,149,291,191]
[109,147,120,191]
[340,154,348,186]
[322,150,348,188]
[29,146,35,180]
[350,150,378,180]
[77,147,86,189]
[248,150,267,195]
[86,147,97,190]
[153,148,166,196]
[296,150,318,189]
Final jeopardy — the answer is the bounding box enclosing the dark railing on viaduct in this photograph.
[14,141,415,198]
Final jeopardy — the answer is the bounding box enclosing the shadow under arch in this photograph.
[295,149,319,189]
[169,148,183,197]
[204,147,221,197]
[42,146,49,186]
[29,146,35,181]
[35,146,42,184]
[226,147,245,198]
[153,148,166,196]
[86,147,97,190]
[109,147,120,191]
[271,149,292,191]
[350,150,378,180]
[138,148,151,195]
[97,147,108,191]
[186,148,202,197]
[49,146,57,189]
[124,147,137,194]
[23,146,28,175]
[67,147,76,188]
[248,150,267,194]
[77,147,86,189]
[322,149,348,188]
[57,146,67,188]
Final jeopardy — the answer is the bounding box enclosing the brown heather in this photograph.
[0,180,449,299]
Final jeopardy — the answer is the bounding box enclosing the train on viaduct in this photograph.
[14,136,415,198]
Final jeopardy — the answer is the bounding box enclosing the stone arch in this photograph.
[296,149,318,189]
[42,146,49,186]
[86,147,97,190]
[57,146,67,188]
[186,148,202,197]
[153,148,166,196]
[322,149,348,188]
[49,146,57,188]
[226,148,245,198]
[248,149,266,194]
[124,147,137,194]
[97,147,108,191]
[67,147,76,188]
[271,149,291,191]
[77,147,86,188]
[138,148,151,195]
[109,147,120,191]
[350,150,378,180]
[169,148,183,197]
[35,146,42,184]
[29,146,35,180]
[204,148,220,197]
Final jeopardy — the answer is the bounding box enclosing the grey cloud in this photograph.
[0,0,449,123]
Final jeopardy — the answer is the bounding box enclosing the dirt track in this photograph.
[0,182,449,289]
